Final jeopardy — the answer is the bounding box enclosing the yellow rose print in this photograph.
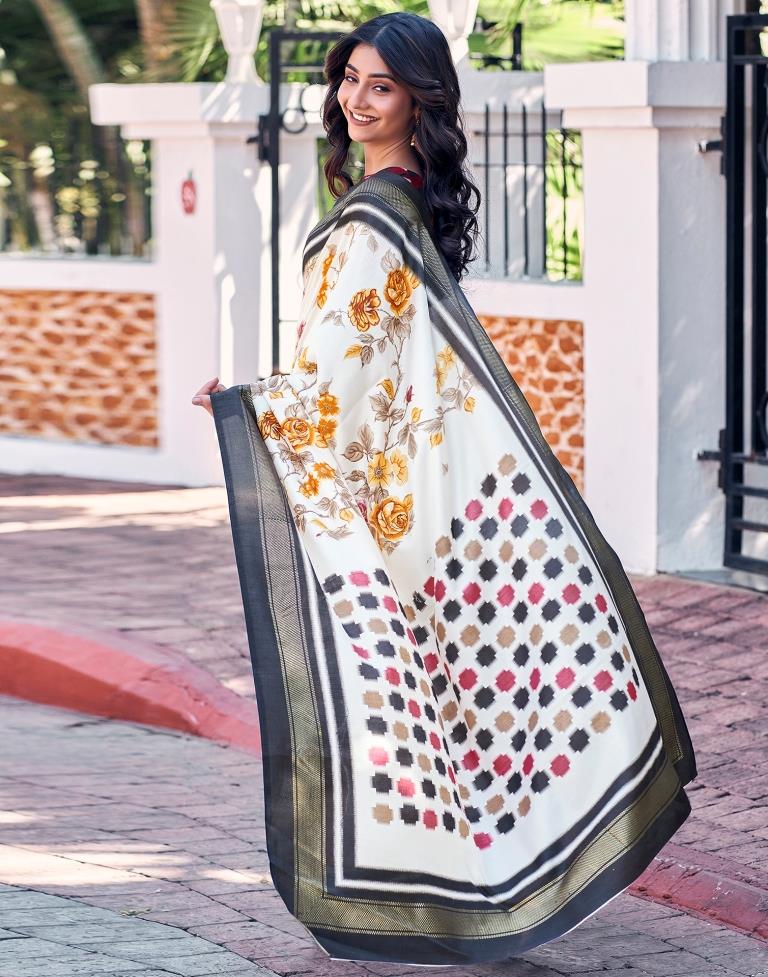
[317,391,340,416]
[321,244,336,277]
[368,451,393,489]
[316,416,337,445]
[280,416,315,450]
[299,473,320,499]
[257,410,282,440]
[389,449,409,484]
[369,494,413,544]
[316,278,330,309]
[348,288,381,332]
[313,461,336,480]
[384,265,420,315]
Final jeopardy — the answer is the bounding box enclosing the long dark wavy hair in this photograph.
[321,12,480,282]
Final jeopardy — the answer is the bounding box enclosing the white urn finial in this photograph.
[210,0,265,84]
[427,0,480,69]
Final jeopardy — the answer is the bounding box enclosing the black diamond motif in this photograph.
[478,602,497,624]
[507,771,522,793]
[544,557,563,579]
[481,474,498,497]
[445,642,460,663]
[512,558,528,580]
[513,601,528,623]
[611,651,625,671]
[443,600,461,622]
[610,689,629,711]
[477,645,496,666]
[479,559,498,581]
[511,514,529,537]
[545,518,563,538]
[511,730,527,752]
[474,686,495,709]
[323,574,344,593]
[367,716,387,734]
[396,747,413,766]
[480,517,499,540]
[358,592,379,609]
[511,473,531,494]
[608,613,620,635]
[476,728,494,750]
[400,804,419,824]
[538,685,555,708]
[443,812,456,831]
[569,728,590,751]
[359,663,379,680]
[578,602,596,623]
[413,625,429,645]
[571,685,592,707]
[413,591,427,610]
[371,773,392,792]
[578,565,593,584]
[473,770,493,791]
[446,558,463,580]
[541,599,561,621]
[497,812,516,833]
[413,725,427,743]
[450,722,468,744]
[432,674,448,696]
[374,568,390,586]
[376,640,396,657]
[513,644,530,666]
[575,643,595,665]
[389,692,405,710]
[534,728,552,750]
[451,517,464,539]
[541,641,558,664]
[512,687,530,709]
[465,806,481,823]
[531,770,550,793]
[421,779,436,798]
[404,672,417,689]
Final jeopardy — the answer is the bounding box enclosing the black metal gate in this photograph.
[249,29,344,374]
[699,13,768,574]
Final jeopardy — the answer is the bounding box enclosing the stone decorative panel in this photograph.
[479,315,584,492]
[0,290,158,447]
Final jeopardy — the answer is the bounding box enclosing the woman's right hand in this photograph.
[191,377,227,417]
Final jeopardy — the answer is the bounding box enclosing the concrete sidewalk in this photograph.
[1,695,767,977]
[1,474,768,955]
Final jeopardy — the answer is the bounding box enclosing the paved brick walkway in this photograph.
[1,474,768,964]
[1,696,767,977]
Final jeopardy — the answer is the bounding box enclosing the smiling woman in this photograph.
[197,10,697,970]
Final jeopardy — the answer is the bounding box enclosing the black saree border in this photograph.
[211,384,302,915]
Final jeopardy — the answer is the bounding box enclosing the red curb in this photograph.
[629,843,768,943]
[0,617,765,945]
[0,617,261,756]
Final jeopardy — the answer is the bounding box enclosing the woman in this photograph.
[192,11,697,967]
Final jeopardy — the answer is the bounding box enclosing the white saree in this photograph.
[211,169,697,965]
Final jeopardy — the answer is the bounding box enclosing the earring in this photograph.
[410,116,420,147]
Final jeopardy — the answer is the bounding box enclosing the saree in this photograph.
[210,169,697,966]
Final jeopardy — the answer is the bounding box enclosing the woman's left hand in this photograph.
[191,376,227,416]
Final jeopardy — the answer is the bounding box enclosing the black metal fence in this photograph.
[472,102,582,282]
[697,13,768,574]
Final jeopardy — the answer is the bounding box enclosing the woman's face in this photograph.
[337,43,415,146]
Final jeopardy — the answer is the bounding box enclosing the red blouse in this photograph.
[362,165,424,190]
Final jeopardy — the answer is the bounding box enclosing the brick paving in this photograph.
[1,696,766,977]
[0,473,767,971]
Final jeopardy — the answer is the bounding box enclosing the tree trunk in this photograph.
[135,0,177,77]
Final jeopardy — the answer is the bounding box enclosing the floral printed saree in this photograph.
[210,169,697,966]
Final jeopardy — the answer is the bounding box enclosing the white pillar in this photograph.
[625,0,747,62]
[545,61,726,574]
[89,82,318,486]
